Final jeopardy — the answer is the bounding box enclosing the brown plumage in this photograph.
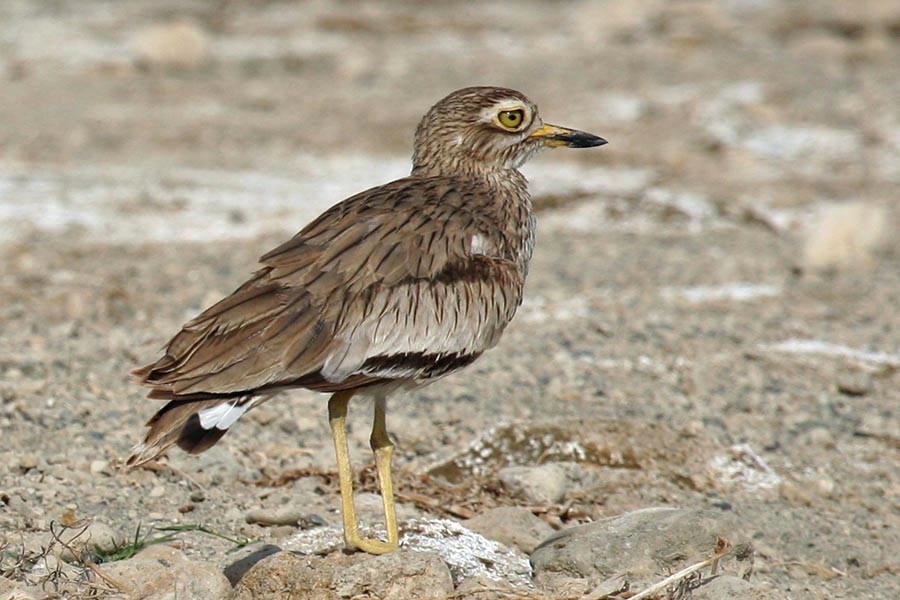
[128,86,606,553]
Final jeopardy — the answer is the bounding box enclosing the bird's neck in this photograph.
[412,162,535,273]
[412,159,526,188]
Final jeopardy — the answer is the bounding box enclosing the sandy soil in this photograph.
[1,1,898,598]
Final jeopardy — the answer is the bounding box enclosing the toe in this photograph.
[348,536,399,555]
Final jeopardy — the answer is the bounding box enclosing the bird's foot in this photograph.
[345,533,398,554]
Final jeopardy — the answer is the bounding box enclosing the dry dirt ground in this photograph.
[1,1,899,598]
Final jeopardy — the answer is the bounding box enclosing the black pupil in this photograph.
[506,112,520,122]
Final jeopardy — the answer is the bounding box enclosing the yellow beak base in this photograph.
[528,124,607,148]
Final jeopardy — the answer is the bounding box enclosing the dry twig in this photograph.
[626,537,734,600]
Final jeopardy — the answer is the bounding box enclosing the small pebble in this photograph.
[682,420,706,437]
[498,463,572,505]
[298,513,327,529]
[805,427,835,449]
[19,454,38,471]
[149,486,166,498]
[779,481,814,507]
[814,476,836,498]
[836,371,873,396]
[279,419,300,434]
[37,488,57,501]
[245,506,305,526]
[465,506,554,554]
[269,525,296,539]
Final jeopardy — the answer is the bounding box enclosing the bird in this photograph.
[126,86,606,554]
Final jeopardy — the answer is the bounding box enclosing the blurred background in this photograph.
[1,0,898,244]
[0,1,898,598]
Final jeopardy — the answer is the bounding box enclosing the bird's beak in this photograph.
[528,124,607,148]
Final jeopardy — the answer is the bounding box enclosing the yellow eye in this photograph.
[498,109,525,129]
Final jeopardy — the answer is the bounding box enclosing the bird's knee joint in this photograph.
[370,436,394,453]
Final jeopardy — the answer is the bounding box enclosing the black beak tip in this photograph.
[569,133,608,148]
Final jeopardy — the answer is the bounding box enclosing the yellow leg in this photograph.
[328,392,397,554]
[370,396,399,546]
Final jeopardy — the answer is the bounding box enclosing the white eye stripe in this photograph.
[480,102,533,129]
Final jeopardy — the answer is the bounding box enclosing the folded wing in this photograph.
[133,176,525,399]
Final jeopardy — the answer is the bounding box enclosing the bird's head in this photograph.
[412,86,606,177]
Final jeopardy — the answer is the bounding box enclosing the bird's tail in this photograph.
[125,396,256,467]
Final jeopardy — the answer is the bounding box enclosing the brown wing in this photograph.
[133,176,525,399]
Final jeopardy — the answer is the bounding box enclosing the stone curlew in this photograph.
[127,86,606,553]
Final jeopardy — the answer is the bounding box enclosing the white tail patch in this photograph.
[198,398,255,430]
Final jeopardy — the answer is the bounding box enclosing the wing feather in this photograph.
[135,176,526,398]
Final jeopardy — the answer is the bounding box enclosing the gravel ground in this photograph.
[1,1,898,598]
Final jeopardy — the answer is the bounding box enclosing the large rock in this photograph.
[427,419,713,486]
[692,575,786,600]
[282,517,532,589]
[532,508,742,586]
[464,507,555,554]
[453,575,528,600]
[401,518,532,587]
[233,550,453,600]
[98,555,232,600]
[335,552,454,599]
